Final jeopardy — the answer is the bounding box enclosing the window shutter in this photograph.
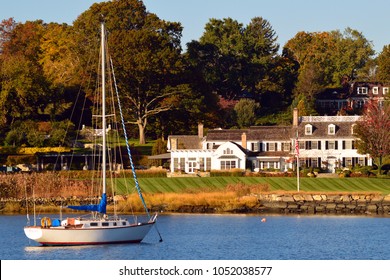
[325,141,328,150]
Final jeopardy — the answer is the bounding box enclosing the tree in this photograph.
[284,28,375,109]
[293,62,324,109]
[354,100,390,174]
[150,138,167,167]
[234,98,259,128]
[0,18,16,53]
[39,23,80,120]
[377,44,390,83]
[73,0,184,144]
[0,20,49,126]
[191,17,280,101]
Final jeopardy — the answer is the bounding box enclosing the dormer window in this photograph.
[328,124,336,135]
[373,87,379,95]
[384,87,389,95]
[351,124,356,135]
[357,87,368,94]
[305,124,313,135]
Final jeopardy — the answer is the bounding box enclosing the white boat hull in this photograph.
[24,219,155,246]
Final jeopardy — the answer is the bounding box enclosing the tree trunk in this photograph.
[138,122,145,145]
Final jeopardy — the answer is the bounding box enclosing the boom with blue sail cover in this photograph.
[67,193,107,214]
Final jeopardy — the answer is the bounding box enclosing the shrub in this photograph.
[7,155,36,165]
[210,169,245,177]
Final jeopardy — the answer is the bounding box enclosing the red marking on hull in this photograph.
[40,239,143,246]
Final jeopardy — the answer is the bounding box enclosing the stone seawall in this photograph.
[255,193,390,216]
[2,193,390,216]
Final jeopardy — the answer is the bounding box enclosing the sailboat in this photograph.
[24,23,158,246]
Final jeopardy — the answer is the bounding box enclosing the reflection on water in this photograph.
[24,245,97,252]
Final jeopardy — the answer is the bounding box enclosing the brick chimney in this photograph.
[198,123,204,138]
[241,132,247,149]
[170,137,177,150]
[293,108,299,127]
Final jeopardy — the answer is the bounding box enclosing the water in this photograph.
[1,214,389,260]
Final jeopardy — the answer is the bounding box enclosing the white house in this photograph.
[166,109,372,174]
[294,114,372,172]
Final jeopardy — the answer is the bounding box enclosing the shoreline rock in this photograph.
[2,193,390,216]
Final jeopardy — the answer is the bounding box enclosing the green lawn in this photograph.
[113,177,390,195]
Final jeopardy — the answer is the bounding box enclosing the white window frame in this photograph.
[351,124,356,135]
[373,87,379,95]
[328,141,336,150]
[268,142,276,151]
[357,87,368,94]
[384,87,389,95]
[221,160,236,170]
[305,124,313,135]
[251,142,259,152]
[345,140,353,149]
[328,124,336,135]
[283,142,291,152]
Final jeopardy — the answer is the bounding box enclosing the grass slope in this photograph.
[114,177,390,195]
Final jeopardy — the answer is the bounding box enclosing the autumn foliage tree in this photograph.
[377,44,390,83]
[354,100,390,174]
[73,0,184,144]
[285,28,375,115]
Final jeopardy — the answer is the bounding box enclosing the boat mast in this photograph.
[296,130,300,192]
[101,22,106,195]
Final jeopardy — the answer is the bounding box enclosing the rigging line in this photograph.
[108,56,150,218]
[109,54,163,242]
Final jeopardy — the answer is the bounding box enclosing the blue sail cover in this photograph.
[67,193,107,214]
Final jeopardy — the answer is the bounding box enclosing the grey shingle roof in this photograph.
[168,135,202,149]
[297,121,355,139]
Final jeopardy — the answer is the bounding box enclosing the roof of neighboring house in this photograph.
[297,116,359,139]
[168,135,202,149]
[316,87,349,100]
[206,126,292,142]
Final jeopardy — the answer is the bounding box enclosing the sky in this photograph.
[1,0,389,55]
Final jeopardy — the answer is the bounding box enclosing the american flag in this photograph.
[295,132,299,157]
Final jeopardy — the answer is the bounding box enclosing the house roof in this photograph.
[297,118,356,139]
[168,135,202,149]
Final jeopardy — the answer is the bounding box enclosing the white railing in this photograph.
[300,116,361,122]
